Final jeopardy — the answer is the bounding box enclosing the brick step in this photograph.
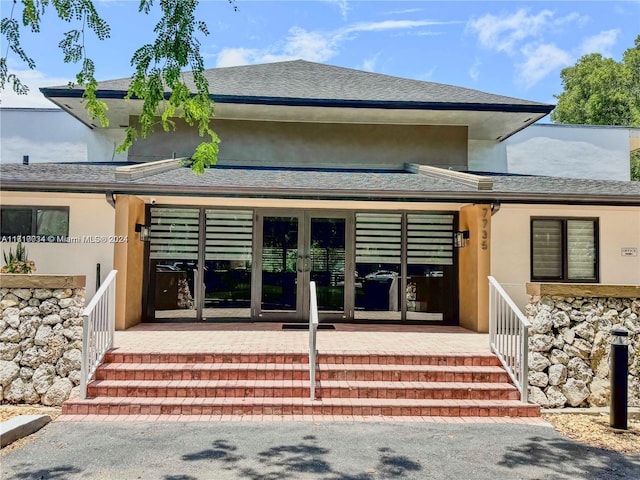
[94,362,508,383]
[318,354,501,367]
[315,381,518,400]
[95,363,309,381]
[87,380,309,398]
[317,364,510,383]
[87,379,519,400]
[63,397,539,417]
[102,352,501,367]
[103,352,309,365]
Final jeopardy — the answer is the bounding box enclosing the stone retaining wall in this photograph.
[526,284,639,408]
[0,275,85,406]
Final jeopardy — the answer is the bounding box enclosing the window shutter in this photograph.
[532,219,562,279]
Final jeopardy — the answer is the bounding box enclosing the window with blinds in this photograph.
[531,218,598,282]
[205,210,253,262]
[567,220,596,280]
[531,219,562,279]
[355,213,401,264]
[149,208,200,260]
[407,214,454,265]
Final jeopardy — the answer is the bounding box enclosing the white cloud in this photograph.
[579,29,620,57]
[349,20,440,32]
[414,67,437,82]
[469,58,481,82]
[216,48,254,68]
[359,54,379,72]
[383,8,424,15]
[467,9,588,55]
[466,9,593,88]
[324,0,350,20]
[216,19,442,67]
[518,43,572,88]
[467,9,554,54]
[1,68,69,108]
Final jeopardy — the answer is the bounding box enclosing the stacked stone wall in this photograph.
[526,294,639,408]
[0,283,85,406]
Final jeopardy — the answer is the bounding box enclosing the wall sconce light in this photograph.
[454,230,470,248]
[135,223,149,241]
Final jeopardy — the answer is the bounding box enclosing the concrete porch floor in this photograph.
[113,323,490,355]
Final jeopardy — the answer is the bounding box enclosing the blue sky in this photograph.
[2,0,639,112]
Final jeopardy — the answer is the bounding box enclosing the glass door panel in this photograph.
[261,216,300,312]
[148,208,200,320]
[355,213,402,321]
[203,210,253,320]
[309,217,346,315]
[406,214,455,323]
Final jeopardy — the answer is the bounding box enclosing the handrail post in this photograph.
[309,281,318,400]
[80,314,90,400]
[488,282,495,351]
[521,323,529,403]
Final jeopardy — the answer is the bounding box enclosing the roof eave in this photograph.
[1,180,637,206]
[40,88,554,115]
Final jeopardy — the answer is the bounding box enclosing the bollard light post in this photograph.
[610,328,629,430]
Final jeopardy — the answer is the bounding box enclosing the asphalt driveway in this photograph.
[1,420,639,479]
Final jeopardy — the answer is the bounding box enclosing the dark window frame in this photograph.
[530,216,599,283]
[0,206,70,241]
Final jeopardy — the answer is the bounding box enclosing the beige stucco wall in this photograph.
[128,118,468,170]
[491,204,640,309]
[0,192,115,299]
[113,195,145,330]
[458,204,491,333]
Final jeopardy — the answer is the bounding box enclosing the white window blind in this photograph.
[149,208,200,260]
[567,220,596,280]
[356,213,401,264]
[205,210,253,261]
[532,219,562,279]
[407,214,454,265]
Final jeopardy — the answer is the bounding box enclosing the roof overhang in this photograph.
[41,88,552,141]
[2,179,637,207]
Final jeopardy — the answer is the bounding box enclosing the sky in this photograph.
[1,0,639,113]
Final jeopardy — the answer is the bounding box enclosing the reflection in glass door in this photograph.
[203,210,253,320]
[309,217,347,316]
[147,208,200,320]
[260,216,300,315]
[256,213,350,321]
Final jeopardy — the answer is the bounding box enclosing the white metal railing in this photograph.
[488,276,531,403]
[309,281,319,400]
[80,270,118,399]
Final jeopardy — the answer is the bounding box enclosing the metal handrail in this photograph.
[80,270,117,400]
[488,276,531,403]
[309,281,319,400]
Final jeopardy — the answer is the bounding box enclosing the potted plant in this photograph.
[1,242,37,273]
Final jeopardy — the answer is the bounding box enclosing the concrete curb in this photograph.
[1,415,51,448]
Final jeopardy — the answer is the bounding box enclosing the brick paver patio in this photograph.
[113,323,490,355]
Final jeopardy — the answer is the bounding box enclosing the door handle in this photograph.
[297,256,312,272]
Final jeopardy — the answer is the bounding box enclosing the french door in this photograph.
[254,211,354,322]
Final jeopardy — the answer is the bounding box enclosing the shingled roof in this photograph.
[41,60,552,112]
[2,163,638,205]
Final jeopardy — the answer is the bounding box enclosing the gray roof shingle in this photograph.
[42,60,551,109]
[2,163,639,203]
